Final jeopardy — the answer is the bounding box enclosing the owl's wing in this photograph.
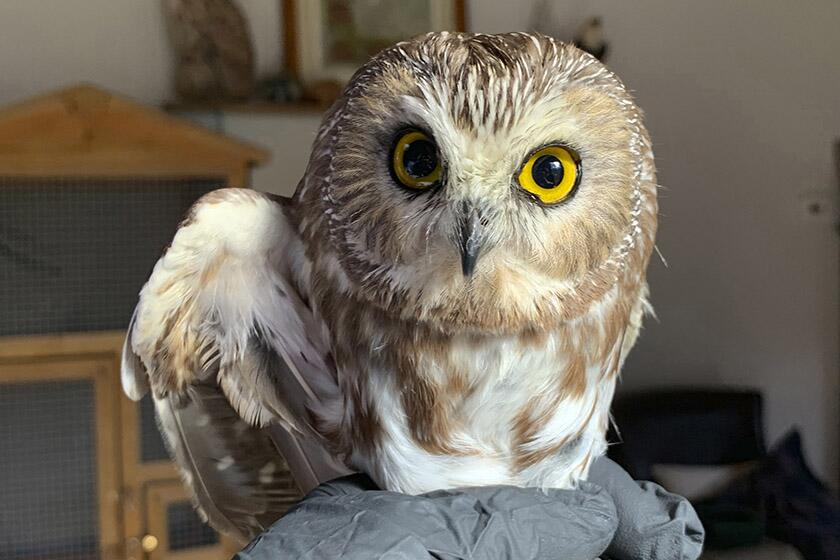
[121,188,348,543]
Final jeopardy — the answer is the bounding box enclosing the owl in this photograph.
[122,32,658,542]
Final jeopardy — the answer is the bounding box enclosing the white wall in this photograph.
[0,0,281,106]
[225,112,322,194]
[0,0,836,481]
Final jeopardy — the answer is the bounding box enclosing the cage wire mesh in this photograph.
[0,177,226,558]
[0,177,224,336]
[0,380,99,560]
[139,394,171,463]
[166,501,220,551]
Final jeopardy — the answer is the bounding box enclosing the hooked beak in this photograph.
[456,202,484,277]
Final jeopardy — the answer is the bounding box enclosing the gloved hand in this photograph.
[235,456,704,560]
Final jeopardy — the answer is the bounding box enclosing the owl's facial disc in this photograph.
[317,32,655,331]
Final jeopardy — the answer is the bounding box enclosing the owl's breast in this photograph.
[320,298,628,493]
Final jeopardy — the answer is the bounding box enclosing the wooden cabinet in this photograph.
[0,351,122,560]
[0,86,268,559]
[0,333,238,560]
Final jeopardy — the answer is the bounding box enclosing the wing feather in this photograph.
[121,309,149,401]
[154,382,301,544]
[121,188,349,540]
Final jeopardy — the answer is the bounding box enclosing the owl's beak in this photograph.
[456,203,484,277]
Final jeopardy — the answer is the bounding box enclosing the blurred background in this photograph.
[0,1,838,559]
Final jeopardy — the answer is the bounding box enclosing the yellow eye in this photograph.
[517,145,582,205]
[391,130,442,190]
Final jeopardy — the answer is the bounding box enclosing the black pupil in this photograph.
[532,154,565,189]
[403,139,438,178]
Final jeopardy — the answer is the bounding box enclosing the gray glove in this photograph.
[590,458,704,560]
[235,457,704,560]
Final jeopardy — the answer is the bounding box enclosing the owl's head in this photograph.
[301,32,656,333]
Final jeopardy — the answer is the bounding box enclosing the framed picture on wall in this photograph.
[283,0,466,86]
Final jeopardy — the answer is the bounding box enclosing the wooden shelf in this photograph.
[164,100,328,115]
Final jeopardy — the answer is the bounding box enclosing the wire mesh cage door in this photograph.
[119,390,236,560]
[143,481,237,560]
[0,358,122,560]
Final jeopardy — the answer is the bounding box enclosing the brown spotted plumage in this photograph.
[122,32,657,540]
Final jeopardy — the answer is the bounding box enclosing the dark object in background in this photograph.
[164,0,256,101]
[257,75,341,109]
[756,430,840,560]
[609,389,766,551]
[258,72,303,104]
[609,389,766,481]
[692,429,840,559]
[609,389,839,559]
[573,17,609,61]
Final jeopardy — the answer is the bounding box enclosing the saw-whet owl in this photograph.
[122,31,657,541]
